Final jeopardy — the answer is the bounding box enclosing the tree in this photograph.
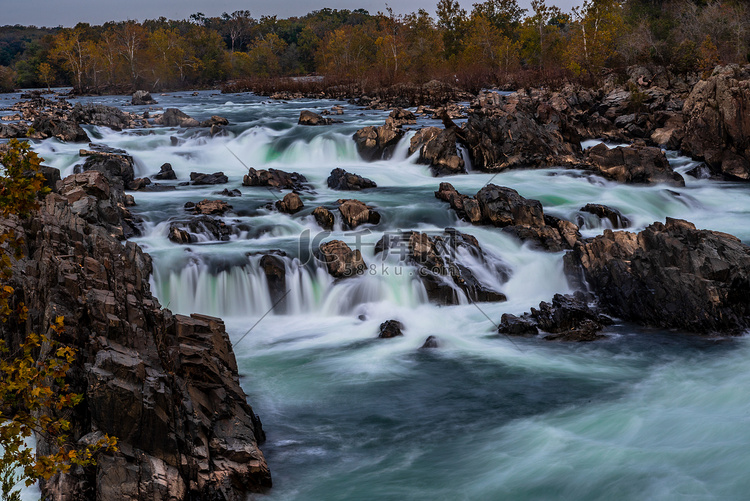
[50,27,87,91]
[0,139,117,499]
[437,0,468,60]
[567,0,624,75]
[36,63,54,91]
[471,0,526,38]
[221,10,254,53]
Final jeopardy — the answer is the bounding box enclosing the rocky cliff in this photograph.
[1,164,271,499]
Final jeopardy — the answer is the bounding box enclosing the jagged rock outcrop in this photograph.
[1,171,271,500]
[435,183,580,251]
[384,108,416,128]
[682,65,750,180]
[327,168,377,190]
[564,218,750,333]
[498,292,612,341]
[242,168,309,191]
[417,128,465,176]
[584,143,684,186]
[78,153,136,202]
[31,115,89,142]
[337,199,380,229]
[352,109,410,161]
[70,103,135,130]
[318,240,366,278]
[375,229,508,305]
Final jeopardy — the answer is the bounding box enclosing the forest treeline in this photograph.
[0,0,748,94]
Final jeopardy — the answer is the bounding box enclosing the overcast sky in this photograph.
[4,0,583,28]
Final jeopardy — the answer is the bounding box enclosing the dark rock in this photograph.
[37,166,61,192]
[318,240,366,279]
[378,320,404,338]
[131,90,157,105]
[218,188,241,197]
[70,103,133,130]
[564,218,750,333]
[353,125,404,161]
[242,168,308,191]
[275,192,304,214]
[156,108,200,127]
[312,206,335,230]
[498,292,611,341]
[153,163,177,180]
[338,199,380,229]
[579,203,630,228]
[651,113,685,150]
[31,115,89,142]
[417,128,466,176]
[128,177,151,191]
[682,65,750,180]
[190,171,228,185]
[199,115,229,127]
[436,183,580,251]
[327,168,377,190]
[260,254,287,308]
[585,143,684,186]
[375,229,508,305]
[168,216,233,242]
[384,108,416,128]
[420,336,440,349]
[0,122,29,138]
[81,152,136,191]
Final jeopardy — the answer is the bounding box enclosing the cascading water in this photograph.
[31,90,750,500]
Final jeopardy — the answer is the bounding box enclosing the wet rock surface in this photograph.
[276,192,304,214]
[312,206,335,230]
[1,170,271,500]
[243,168,309,191]
[435,183,580,251]
[584,143,684,186]
[190,171,228,185]
[318,240,367,279]
[564,218,750,333]
[327,168,377,190]
[378,320,404,338]
[337,199,380,229]
[498,292,612,342]
[298,110,341,125]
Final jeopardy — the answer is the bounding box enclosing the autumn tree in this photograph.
[50,27,87,91]
[471,0,526,38]
[403,9,445,82]
[567,0,624,76]
[0,139,117,499]
[437,0,468,60]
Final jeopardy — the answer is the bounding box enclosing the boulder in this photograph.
[80,152,136,191]
[199,115,229,127]
[384,108,416,128]
[275,192,304,214]
[31,116,89,142]
[153,163,177,180]
[70,103,133,130]
[579,203,630,229]
[155,108,200,127]
[585,143,684,186]
[131,90,157,105]
[436,183,580,251]
[650,113,685,150]
[190,171,228,185]
[260,254,287,308]
[338,199,380,229]
[564,218,750,333]
[168,216,234,242]
[378,320,404,338]
[327,168,377,190]
[353,125,404,161]
[318,240,366,279]
[242,167,308,191]
[186,199,232,216]
[218,188,241,197]
[498,292,612,341]
[298,110,339,126]
[416,128,466,176]
[420,336,440,349]
[312,206,335,230]
[682,65,750,180]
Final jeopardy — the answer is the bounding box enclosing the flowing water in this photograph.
[25,90,750,500]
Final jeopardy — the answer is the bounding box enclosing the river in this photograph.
[25,90,750,500]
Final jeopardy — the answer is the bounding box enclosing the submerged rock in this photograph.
[155,108,200,127]
[579,203,630,229]
[186,199,232,216]
[152,162,177,180]
[564,218,750,333]
[420,335,440,349]
[298,110,340,125]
